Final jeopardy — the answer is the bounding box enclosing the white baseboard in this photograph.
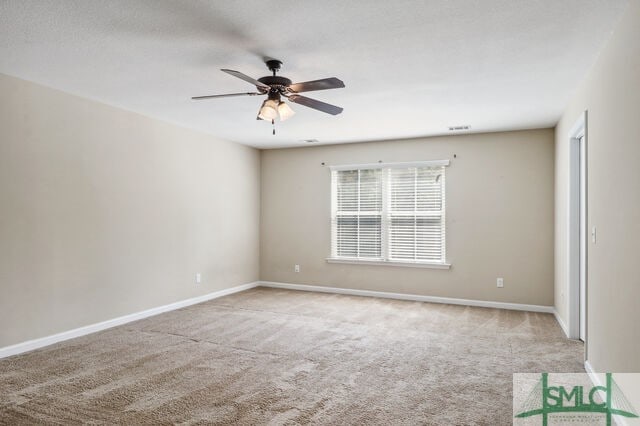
[554,309,570,338]
[0,281,259,359]
[258,281,555,313]
[0,280,557,359]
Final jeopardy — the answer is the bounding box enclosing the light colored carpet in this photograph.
[0,287,583,425]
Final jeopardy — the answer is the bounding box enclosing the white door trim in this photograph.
[579,134,587,342]
[567,110,588,343]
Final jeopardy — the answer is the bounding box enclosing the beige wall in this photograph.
[555,2,640,371]
[261,129,555,306]
[0,74,260,347]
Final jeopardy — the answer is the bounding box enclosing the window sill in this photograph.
[326,257,451,270]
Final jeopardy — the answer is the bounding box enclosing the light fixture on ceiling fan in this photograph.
[257,91,295,121]
[192,59,345,133]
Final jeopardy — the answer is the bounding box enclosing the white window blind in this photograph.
[331,169,383,259]
[331,162,447,265]
[387,167,445,263]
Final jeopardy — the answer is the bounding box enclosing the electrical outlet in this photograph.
[497,278,504,288]
[294,264,300,273]
[196,273,201,284]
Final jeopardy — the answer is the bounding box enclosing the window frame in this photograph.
[328,160,451,269]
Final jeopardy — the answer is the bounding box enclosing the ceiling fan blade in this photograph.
[288,77,345,93]
[192,92,261,100]
[287,94,343,115]
[221,69,271,90]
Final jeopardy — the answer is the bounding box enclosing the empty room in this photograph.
[1,1,639,424]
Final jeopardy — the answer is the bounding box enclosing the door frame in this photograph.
[567,110,588,343]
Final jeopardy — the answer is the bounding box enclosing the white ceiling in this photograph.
[0,1,628,148]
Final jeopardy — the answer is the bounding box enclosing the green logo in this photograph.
[515,373,638,425]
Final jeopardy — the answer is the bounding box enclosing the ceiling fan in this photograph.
[192,59,345,125]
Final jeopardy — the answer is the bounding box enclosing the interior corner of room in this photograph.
[1,0,639,423]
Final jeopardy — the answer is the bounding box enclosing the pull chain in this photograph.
[272,119,275,135]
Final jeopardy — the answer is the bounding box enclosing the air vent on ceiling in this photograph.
[448,125,471,131]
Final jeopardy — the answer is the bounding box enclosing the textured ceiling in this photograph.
[0,0,629,148]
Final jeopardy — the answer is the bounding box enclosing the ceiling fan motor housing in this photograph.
[257,76,292,93]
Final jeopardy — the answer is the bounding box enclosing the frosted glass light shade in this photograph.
[277,101,295,121]
[258,99,279,120]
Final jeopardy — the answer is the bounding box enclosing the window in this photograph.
[330,161,449,267]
